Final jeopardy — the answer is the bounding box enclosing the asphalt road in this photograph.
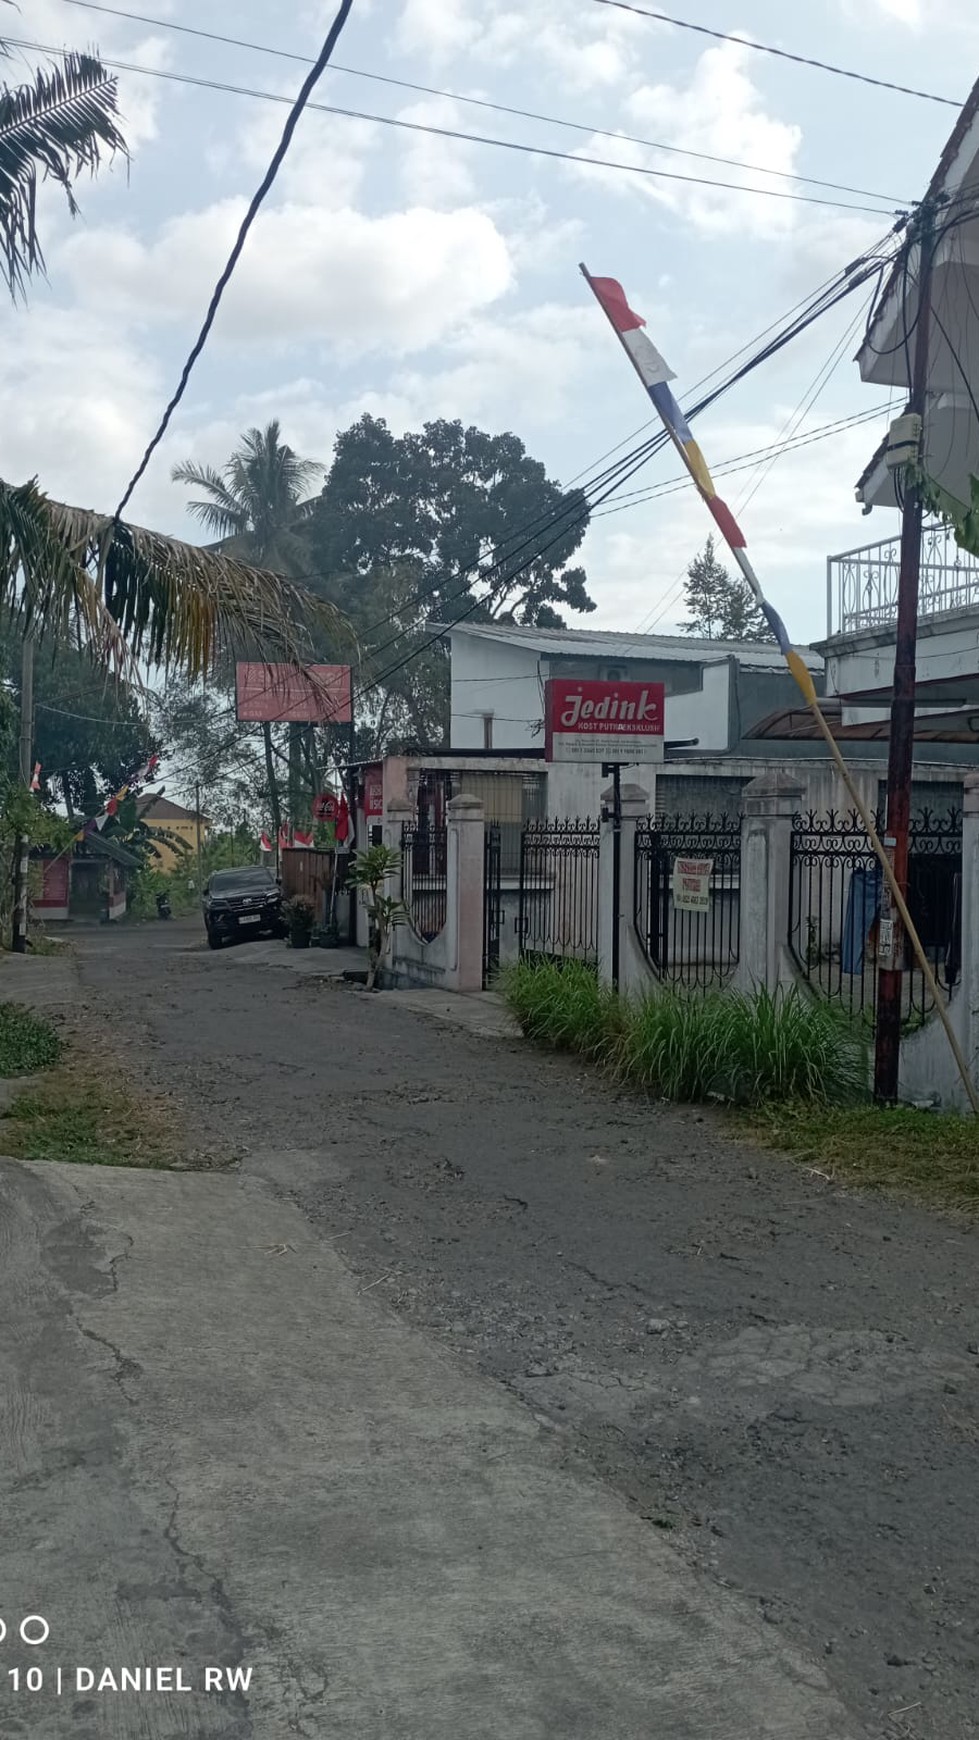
[7,919,979,1738]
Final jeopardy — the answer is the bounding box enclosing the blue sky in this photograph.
[2,0,977,643]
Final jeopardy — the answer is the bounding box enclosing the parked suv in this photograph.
[203,866,284,949]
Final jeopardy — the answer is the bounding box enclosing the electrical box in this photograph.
[885,412,922,470]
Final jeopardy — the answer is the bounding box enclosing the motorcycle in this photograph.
[155,892,172,921]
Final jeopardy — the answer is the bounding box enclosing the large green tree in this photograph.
[306,415,595,752]
[0,631,155,819]
[680,536,774,642]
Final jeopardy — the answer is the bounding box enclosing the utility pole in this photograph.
[874,203,936,1102]
[11,634,35,954]
[194,779,204,895]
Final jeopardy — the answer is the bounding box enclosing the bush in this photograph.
[0,1003,61,1076]
[501,961,866,1108]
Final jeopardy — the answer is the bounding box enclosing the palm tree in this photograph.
[0,37,127,299]
[172,422,323,576]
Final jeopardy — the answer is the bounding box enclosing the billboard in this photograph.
[545,678,665,763]
[235,663,352,725]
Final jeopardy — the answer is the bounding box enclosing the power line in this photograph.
[113,0,357,516]
[56,0,910,207]
[589,403,892,518]
[6,33,900,216]
[591,0,962,108]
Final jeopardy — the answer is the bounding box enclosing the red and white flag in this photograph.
[335,794,350,844]
[294,829,314,849]
[29,762,41,792]
[259,831,273,853]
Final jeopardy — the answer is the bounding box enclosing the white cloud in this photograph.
[396,0,647,90]
[394,98,477,206]
[389,303,601,429]
[6,2,172,150]
[58,201,514,354]
[568,41,803,239]
[218,100,380,209]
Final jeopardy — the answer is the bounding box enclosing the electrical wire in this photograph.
[591,0,963,107]
[5,34,901,217]
[112,0,357,516]
[55,0,911,207]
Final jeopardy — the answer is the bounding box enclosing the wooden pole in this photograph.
[12,633,34,953]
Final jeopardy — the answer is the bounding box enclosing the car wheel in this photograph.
[207,929,223,950]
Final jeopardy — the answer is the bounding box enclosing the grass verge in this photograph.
[503,959,865,1106]
[0,1002,62,1076]
[742,1102,979,1211]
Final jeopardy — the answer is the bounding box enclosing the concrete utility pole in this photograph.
[195,780,204,894]
[874,204,936,1102]
[11,634,35,954]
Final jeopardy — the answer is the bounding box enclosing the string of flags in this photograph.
[260,793,350,854]
[74,753,161,841]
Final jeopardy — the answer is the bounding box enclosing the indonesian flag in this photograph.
[259,831,273,853]
[335,794,350,844]
[30,762,41,792]
[294,828,314,849]
[278,824,291,851]
[106,796,119,816]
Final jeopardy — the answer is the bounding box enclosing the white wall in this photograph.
[827,610,979,727]
[664,661,731,751]
[450,636,543,751]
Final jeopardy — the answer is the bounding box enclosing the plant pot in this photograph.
[290,930,312,950]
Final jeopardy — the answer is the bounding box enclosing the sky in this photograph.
[2,0,978,648]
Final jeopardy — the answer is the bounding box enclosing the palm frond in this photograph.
[0,476,352,680]
[0,49,127,296]
[169,461,249,540]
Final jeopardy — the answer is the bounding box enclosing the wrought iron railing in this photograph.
[483,825,502,988]
[829,523,979,636]
[788,807,961,1028]
[634,812,741,990]
[401,823,447,942]
[518,818,600,966]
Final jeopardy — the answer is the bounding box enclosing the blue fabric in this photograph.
[841,867,881,975]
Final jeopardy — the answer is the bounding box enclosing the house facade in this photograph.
[137,795,207,874]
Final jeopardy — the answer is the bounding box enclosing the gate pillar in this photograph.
[599,782,650,995]
[736,772,804,993]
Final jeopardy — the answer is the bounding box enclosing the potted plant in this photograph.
[347,843,408,989]
[283,894,315,949]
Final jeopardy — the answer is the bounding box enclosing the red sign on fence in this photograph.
[544,678,665,763]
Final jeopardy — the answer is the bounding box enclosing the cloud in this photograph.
[394,97,478,206]
[568,41,803,239]
[6,0,172,150]
[57,201,514,354]
[396,0,647,90]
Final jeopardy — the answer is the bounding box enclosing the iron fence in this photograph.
[634,812,742,989]
[483,824,502,988]
[829,521,979,635]
[788,807,961,1028]
[518,818,600,965]
[401,822,448,942]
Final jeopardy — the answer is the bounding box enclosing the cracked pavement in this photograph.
[1,921,977,1737]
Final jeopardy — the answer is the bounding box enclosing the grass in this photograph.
[1,1065,184,1168]
[0,1002,61,1076]
[502,960,866,1107]
[743,1101,979,1211]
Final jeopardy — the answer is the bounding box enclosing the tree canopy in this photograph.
[680,535,774,643]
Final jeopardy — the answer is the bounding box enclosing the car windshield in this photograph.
[208,869,275,895]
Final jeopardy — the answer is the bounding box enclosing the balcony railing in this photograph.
[828,522,979,637]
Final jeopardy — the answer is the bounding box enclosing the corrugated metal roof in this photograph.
[446,621,822,671]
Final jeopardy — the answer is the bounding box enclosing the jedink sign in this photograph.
[544,679,665,763]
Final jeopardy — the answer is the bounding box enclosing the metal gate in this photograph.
[483,825,502,987]
[634,813,741,989]
[518,818,600,965]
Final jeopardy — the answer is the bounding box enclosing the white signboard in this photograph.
[672,856,713,912]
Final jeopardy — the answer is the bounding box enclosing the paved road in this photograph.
[3,923,977,1738]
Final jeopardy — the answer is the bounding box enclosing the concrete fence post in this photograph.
[446,794,485,993]
[737,772,805,993]
[598,782,650,994]
[376,798,414,958]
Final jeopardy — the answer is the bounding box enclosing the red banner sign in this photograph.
[363,764,383,817]
[235,663,352,724]
[545,678,665,763]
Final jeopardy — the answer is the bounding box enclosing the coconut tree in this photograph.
[172,423,328,827]
[0,34,127,299]
[172,422,323,574]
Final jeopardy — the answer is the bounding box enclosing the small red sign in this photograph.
[545,678,665,762]
[235,663,352,725]
[363,764,383,817]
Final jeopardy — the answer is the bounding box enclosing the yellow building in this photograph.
[139,796,208,875]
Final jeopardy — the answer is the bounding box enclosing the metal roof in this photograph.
[445,621,822,672]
